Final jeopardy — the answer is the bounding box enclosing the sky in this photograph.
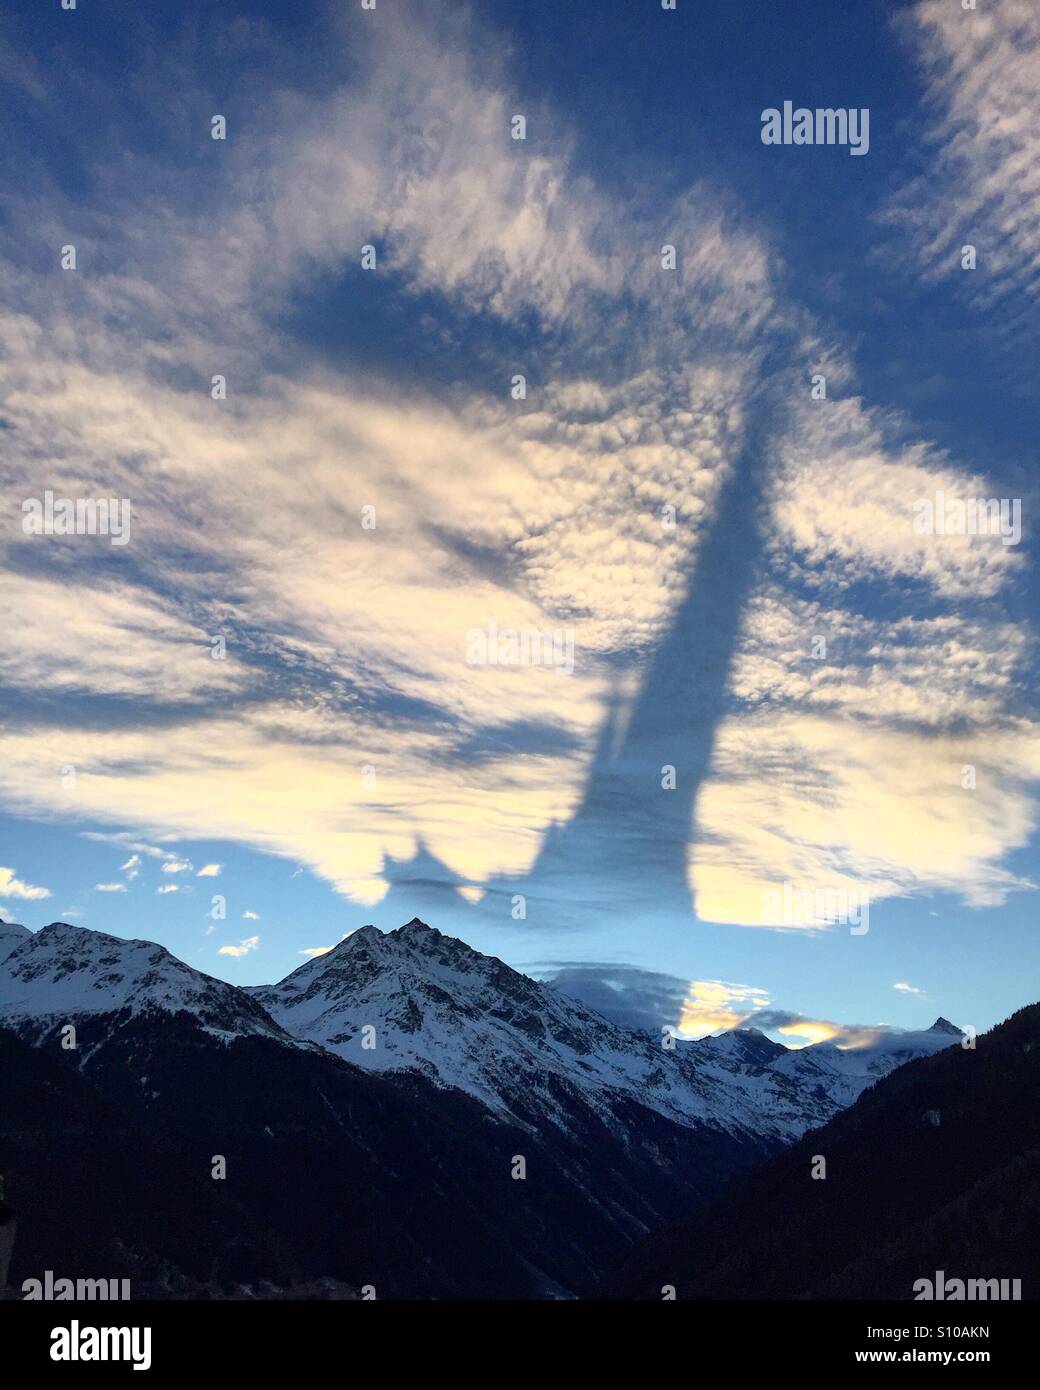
[1,0,1038,1047]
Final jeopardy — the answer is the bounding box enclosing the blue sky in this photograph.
[1,0,1038,1044]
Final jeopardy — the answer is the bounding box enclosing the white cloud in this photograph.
[94,882,127,894]
[161,859,192,874]
[0,5,769,908]
[0,3,1034,936]
[119,853,141,880]
[219,935,260,958]
[82,833,181,861]
[0,867,51,901]
[156,884,179,895]
[196,863,222,877]
[730,587,1031,729]
[298,932,349,958]
[894,981,926,996]
[886,0,1040,312]
[769,392,1022,601]
[242,910,260,920]
[692,711,1040,926]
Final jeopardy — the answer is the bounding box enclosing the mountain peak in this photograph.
[393,917,440,939]
[928,1016,963,1036]
[0,919,290,1043]
[343,924,379,945]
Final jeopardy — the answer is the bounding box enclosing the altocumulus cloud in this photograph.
[0,1,1035,933]
[885,0,1040,316]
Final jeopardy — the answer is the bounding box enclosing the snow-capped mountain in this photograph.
[0,915,970,1298]
[249,918,743,1133]
[0,917,776,1297]
[0,920,292,1046]
[0,916,962,1144]
[755,1018,967,1111]
[688,1017,965,1117]
[248,918,962,1142]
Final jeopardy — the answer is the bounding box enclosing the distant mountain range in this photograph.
[617,1001,1040,1299]
[247,919,963,1141]
[0,916,970,1299]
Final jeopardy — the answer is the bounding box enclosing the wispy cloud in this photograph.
[0,1,1034,938]
[886,0,1040,316]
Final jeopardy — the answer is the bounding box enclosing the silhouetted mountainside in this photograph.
[0,1010,767,1299]
[617,1004,1040,1300]
[0,1025,293,1297]
[0,917,973,1299]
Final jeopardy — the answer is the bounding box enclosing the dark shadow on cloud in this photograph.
[534,961,691,1034]
[447,718,583,763]
[372,359,797,932]
[421,524,527,594]
[743,1008,823,1032]
[481,365,790,929]
[5,530,244,594]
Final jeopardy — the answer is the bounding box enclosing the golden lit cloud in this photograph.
[676,979,772,1038]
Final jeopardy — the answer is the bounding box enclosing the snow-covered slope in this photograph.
[248,919,962,1141]
[758,1019,963,1109]
[0,916,961,1144]
[249,920,733,1132]
[0,918,31,964]
[689,1017,964,1123]
[0,921,292,1045]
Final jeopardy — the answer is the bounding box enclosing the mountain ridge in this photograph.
[0,918,295,1048]
[1,915,963,1146]
[616,1001,1040,1300]
[0,914,994,1300]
